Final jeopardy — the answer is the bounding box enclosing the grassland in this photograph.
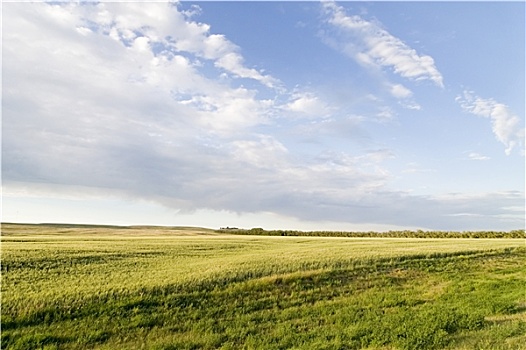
[1,223,525,349]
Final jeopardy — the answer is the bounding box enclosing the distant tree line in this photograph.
[216,227,526,239]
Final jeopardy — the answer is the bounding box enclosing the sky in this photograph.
[2,1,525,231]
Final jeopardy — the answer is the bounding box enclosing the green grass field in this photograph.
[1,223,525,349]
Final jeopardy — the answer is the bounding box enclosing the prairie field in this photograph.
[1,223,525,349]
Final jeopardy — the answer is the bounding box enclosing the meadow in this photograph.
[1,223,525,349]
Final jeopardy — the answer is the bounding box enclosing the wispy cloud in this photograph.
[282,91,331,118]
[389,84,413,99]
[321,1,444,87]
[457,91,525,155]
[467,152,491,161]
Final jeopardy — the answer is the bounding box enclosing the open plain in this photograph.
[1,224,525,349]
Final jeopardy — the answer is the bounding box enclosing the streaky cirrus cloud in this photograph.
[467,152,491,161]
[456,91,525,155]
[321,0,444,88]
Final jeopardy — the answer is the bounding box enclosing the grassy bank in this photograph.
[1,224,525,349]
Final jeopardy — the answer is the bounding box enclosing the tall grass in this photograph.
[2,224,525,349]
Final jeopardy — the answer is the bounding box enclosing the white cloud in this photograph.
[389,83,421,110]
[5,2,385,219]
[375,106,395,122]
[132,36,150,52]
[87,2,279,89]
[283,91,331,118]
[457,91,524,155]
[76,26,92,36]
[322,1,444,87]
[176,87,275,134]
[181,4,202,19]
[230,135,289,169]
[390,84,413,99]
[215,52,279,88]
[467,152,491,161]
[401,102,421,111]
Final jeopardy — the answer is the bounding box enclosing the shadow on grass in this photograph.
[2,247,524,349]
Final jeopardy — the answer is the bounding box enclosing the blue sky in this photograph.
[3,1,525,231]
